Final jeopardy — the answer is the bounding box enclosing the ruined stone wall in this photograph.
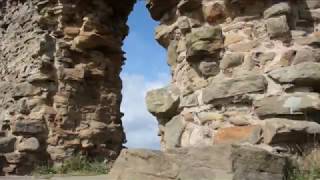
[0,0,135,174]
[146,0,320,152]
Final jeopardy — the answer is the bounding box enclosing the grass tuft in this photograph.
[289,147,320,180]
[33,154,108,176]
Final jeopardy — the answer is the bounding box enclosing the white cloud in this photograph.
[120,72,170,149]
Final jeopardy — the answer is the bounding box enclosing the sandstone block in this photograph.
[109,145,289,180]
[232,145,289,180]
[202,75,267,104]
[220,52,244,70]
[198,61,220,77]
[298,0,320,9]
[179,93,199,108]
[17,137,40,152]
[146,86,180,121]
[62,67,85,81]
[164,115,186,149]
[268,62,320,87]
[186,26,224,62]
[203,2,226,24]
[252,52,276,66]
[214,126,262,144]
[0,137,16,153]
[292,48,320,65]
[167,40,178,68]
[228,40,259,52]
[72,32,120,51]
[198,112,224,124]
[263,2,291,18]
[224,32,246,46]
[265,16,290,39]
[263,118,320,144]
[146,0,179,20]
[254,93,320,118]
[12,121,46,136]
[177,0,202,13]
[13,83,42,99]
[5,152,26,164]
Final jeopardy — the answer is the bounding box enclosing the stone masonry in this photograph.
[145,0,320,152]
[0,0,135,175]
[1,0,320,178]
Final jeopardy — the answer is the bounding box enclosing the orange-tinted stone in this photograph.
[213,125,262,144]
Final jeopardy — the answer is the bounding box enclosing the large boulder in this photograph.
[108,145,289,180]
[268,62,320,88]
[202,75,267,104]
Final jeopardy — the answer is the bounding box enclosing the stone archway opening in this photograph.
[121,0,170,150]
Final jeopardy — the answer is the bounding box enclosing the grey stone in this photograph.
[186,26,224,62]
[146,86,180,120]
[164,115,186,149]
[232,145,289,180]
[179,93,199,108]
[263,118,320,144]
[293,34,320,46]
[198,112,224,124]
[268,62,320,87]
[167,40,178,68]
[265,16,290,39]
[13,83,42,99]
[292,48,320,65]
[17,137,40,152]
[198,61,220,77]
[146,0,179,20]
[108,145,289,180]
[228,40,260,52]
[0,136,16,153]
[264,2,291,18]
[252,52,276,66]
[155,24,176,48]
[254,93,320,118]
[12,121,47,136]
[177,0,202,13]
[220,52,244,70]
[177,17,191,34]
[298,0,320,9]
[202,75,267,104]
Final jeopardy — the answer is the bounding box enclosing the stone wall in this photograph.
[146,0,320,152]
[0,0,135,175]
[2,0,320,176]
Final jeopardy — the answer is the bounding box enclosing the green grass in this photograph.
[288,147,320,180]
[289,168,320,180]
[33,154,108,176]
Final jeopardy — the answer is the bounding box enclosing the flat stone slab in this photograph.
[1,175,109,180]
[108,145,289,180]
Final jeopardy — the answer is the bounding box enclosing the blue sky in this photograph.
[120,1,170,149]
